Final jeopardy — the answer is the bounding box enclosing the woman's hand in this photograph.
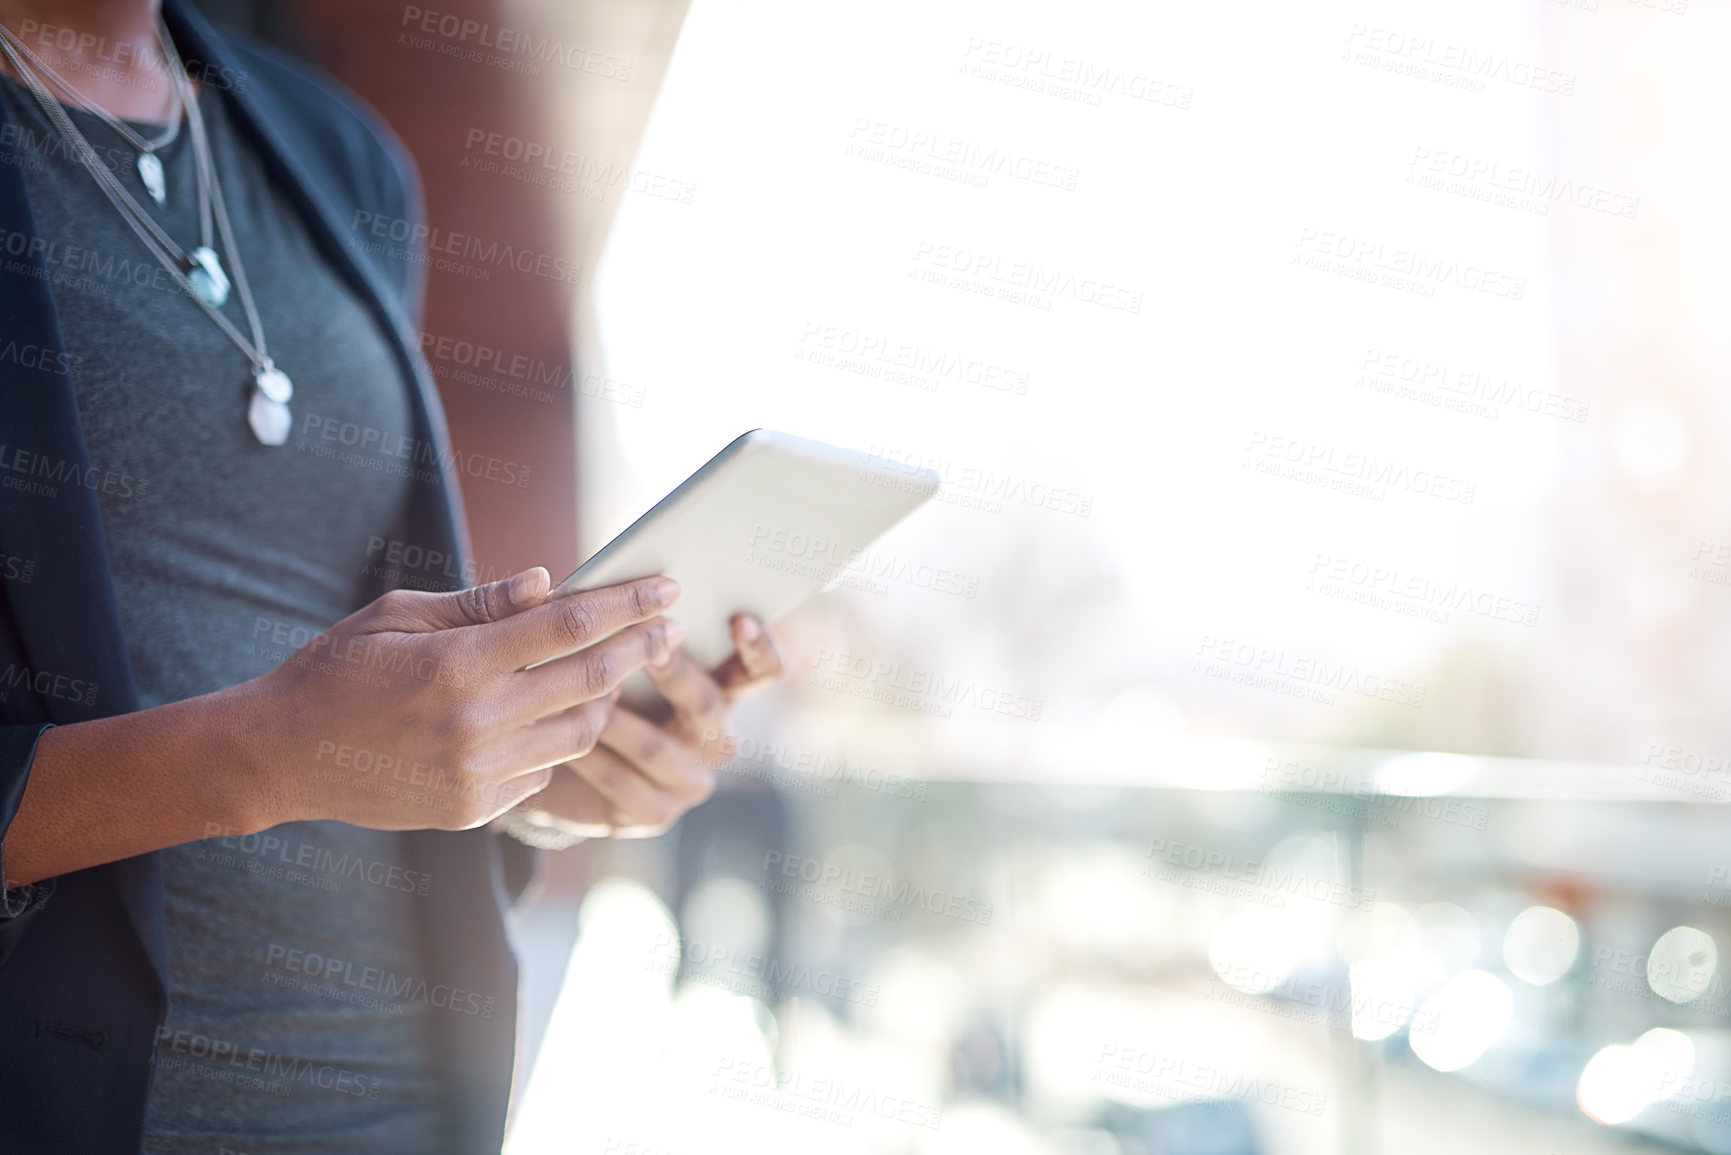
[517,613,785,838]
[243,566,684,832]
[4,567,688,888]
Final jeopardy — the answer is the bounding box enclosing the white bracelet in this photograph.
[492,806,590,851]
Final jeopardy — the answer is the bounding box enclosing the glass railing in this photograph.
[506,720,1717,1154]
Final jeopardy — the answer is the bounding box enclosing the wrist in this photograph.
[204,675,294,835]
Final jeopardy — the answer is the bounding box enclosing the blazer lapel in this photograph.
[0,97,142,728]
[0,84,163,978]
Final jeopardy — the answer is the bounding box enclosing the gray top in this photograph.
[2,76,457,1152]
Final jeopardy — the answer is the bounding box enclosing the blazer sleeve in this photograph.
[0,723,57,958]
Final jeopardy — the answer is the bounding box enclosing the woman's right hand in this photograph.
[239,566,683,832]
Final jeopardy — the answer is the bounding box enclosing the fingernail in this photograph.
[653,620,684,666]
[737,616,762,641]
[652,578,681,606]
[508,567,548,607]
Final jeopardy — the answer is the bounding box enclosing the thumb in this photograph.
[372,566,552,634]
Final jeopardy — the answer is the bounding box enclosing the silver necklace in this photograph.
[0,21,181,205]
[179,56,292,443]
[0,26,227,308]
[0,23,293,445]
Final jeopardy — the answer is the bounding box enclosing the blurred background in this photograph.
[203,0,1731,1150]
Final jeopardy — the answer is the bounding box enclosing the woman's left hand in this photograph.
[518,614,784,837]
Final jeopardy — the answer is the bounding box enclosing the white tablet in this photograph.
[542,429,940,670]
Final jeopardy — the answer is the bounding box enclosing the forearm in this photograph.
[3,680,276,887]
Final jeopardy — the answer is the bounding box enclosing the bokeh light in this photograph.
[1209,912,1302,995]
[1348,958,1416,1042]
[1578,1044,1653,1125]
[1501,905,1579,986]
[1634,1028,1696,1103]
[1648,926,1718,1005]
[1409,970,1513,1073]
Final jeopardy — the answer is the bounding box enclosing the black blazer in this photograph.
[0,4,531,1150]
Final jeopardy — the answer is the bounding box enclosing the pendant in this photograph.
[248,364,293,446]
[186,246,230,307]
[137,151,166,206]
[248,389,291,446]
[255,363,293,405]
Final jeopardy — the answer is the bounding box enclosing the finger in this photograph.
[519,764,616,834]
[482,576,681,672]
[489,697,616,773]
[597,707,727,793]
[711,614,784,701]
[511,618,683,722]
[569,744,677,830]
[642,644,727,734]
[366,566,551,634]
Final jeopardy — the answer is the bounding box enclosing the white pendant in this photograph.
[186,246,230,307]
[137,151,166,206]
[255,363,293,405]
[247,388,292,446]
